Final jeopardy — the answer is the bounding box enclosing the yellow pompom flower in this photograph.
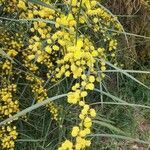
[79,101,85,106]
[65,71,71,77]
[101,66,106,71]
[71,126,80,137]
[81,91,87,97]
[59,140,73,150]
[85,140,91,147]
[79,114,85,120]
[81,74,87,80]
[84,128,91,134]
[89,75,95,83]
[79,130,86,137]
[81,81,87,87]
[84,104,90,111]
[37,55,44,63]
[17,1,27,10]
[67,91,80,104]
[47,39,52,44]
[81,108,88,115]
[85,83,94,90]
[52,45,59,51]
[45,46,52,54]
[84,117,92,128]
[28,55,35,60]
[90,108,96,117]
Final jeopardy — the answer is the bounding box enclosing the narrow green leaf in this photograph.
[89,134,150,145]
[75,0,83,43]
[91,101,150,109]
[0,94,67,126]
[0,16,56,24]
[105,61,150,89]
[93,120,126,135]
[96,58,149,89]
[94,88,127,103]
[16,139,44,142]
[98,70,150,74]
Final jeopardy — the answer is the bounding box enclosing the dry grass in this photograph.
[106,0,150,69]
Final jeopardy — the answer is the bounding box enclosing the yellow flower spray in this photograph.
[0,0,122,149]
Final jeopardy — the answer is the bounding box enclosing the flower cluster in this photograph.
[0,84,19,118]
[26,75,59,120]
[59,76,97,150]
[0,0,122,149]
[0,84,19,150]
[0,125,18,150]
[0,30,21,150]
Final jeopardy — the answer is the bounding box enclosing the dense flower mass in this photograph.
[0,0,122,149]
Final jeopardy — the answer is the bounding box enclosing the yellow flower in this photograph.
[91,0,97,7]
[28,55,35,60]
[79,101,85,106]
[90,108,96,117]
[101,66,106,71]
[111,53,115,57]
[73,68,82,78]
[79,130,86,137]
[81,74,87,80]
[98,48,104,53]
[81,108,88,115]
[79,114,85,120]
[92,50,98,57]
[47,39,52,44]
[17,1,26,10]
[76,136,87,149]
[75,143,82,150]
[89,75,95,83]
[84,117,92,128]
[74,49,82,59]
[81,81,86,87]
[67,92,80,104]
[77,38,83,49]
[38,10,46,17]
[85,140,91,147]
[84,0,91,10]
[81,91,87,97]
[101,61,106,66]
[71,0,77,6]
[85,83,94,90]
[60,140,73,149]
[65,71,71,77]
[28,12,33,19]
[84,104,89,110]
[93,17,98,23]
[84,128,91,134]
[71,126,79,137]
[45,46,52,54]
[53,45,59,51]
[37,55,44,63]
